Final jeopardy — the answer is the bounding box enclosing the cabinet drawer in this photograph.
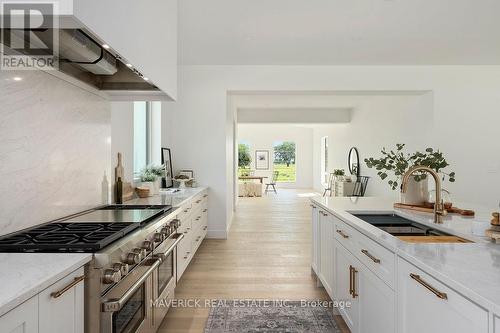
[191,190,207,212]
[397,258,488,333]
[334,217,359,255]
[176,233,193,281]
[191,208,203,231]
[354,230,395,289]
[176,203,193,222]
[192,225,204,252]
[335,217,395,288]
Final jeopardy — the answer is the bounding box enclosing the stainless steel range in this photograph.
[0,204,183,333]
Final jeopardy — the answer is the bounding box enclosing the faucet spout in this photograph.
[401,166,446,224]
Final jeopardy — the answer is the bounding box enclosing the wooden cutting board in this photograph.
[397,235,472,243]
[394,203,475,216]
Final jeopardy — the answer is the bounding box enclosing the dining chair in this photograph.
[352,176,370,197]
[323,173,335,197]
[265,171,279,194]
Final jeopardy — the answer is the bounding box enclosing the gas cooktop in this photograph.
[0,204,172,253]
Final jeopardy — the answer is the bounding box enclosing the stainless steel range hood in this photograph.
[1,28,158,93]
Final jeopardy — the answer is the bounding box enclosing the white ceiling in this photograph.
[179,0,500,65]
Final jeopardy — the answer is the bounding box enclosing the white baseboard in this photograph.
[207,229,227,239]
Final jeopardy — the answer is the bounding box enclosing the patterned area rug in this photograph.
[204,300,341,333]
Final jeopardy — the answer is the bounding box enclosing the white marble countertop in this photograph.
[311,196,500,314]
[125,187,207,208]
[0,253,92,317]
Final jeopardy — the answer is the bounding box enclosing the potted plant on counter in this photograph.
[364,144,455,204]
[333,169,346,181]
[139,166,165,195]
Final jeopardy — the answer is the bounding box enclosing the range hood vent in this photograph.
[35,29,117,75]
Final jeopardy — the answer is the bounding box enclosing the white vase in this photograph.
[153,179,161,194]
[400,177,428,205]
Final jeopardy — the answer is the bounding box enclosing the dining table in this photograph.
[238,176,268,184]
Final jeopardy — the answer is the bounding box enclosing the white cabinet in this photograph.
[357,259,395,333]
[334,241,358,332]
[318,210,334,298]
[397,257,488,333]
[310,204,320,274]
[73,0,178,100]
[39,267,84,333]
[176,190,209,281]
[0,267,84,333]
[334,240,395,333]
[0,296,38,333]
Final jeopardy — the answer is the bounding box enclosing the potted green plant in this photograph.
[140,166,165,195]
[364,144,455,204]
[333,169,346,181]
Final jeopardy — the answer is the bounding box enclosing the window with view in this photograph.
[133,101,162,179]
[238,141,251,176]
[273,141,296,182]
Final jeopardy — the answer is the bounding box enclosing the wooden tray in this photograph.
[394,203,474,216]
[397,235,472,243]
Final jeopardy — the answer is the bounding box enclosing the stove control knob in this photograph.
[102,268,121,284]
[142,240,154,251]
[160,226,171,237]
[113,262,129,276]
[124,252,141,265]
[132,248,147,260]
[153,232,164,243]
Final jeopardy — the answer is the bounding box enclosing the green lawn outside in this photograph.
[273,163,296,182]
[238,163,296,182]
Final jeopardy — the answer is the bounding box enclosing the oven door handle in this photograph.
[102,259,161,312]
[155,233,184,261]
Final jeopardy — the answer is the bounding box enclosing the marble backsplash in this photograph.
[0,70,111,236]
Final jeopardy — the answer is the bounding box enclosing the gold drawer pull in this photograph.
[349,265,358,298]
[203,194,208,198]
[203,209,208,213]
[361,249,381,264]
[349,266,353,296]
[336,229,349,239]
[51,275,85,299]
[410,273,448,300]
[196,200,201,203]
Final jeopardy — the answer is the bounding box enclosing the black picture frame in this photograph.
[348,147,360,177]
[255,150,270,170]
[161,148,174,188]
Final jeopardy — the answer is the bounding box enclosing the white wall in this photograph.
[238,124,313,189]
[168,65,500,238]
[0,70,111,236]
[111,102,134,182]
[310,94,434,197]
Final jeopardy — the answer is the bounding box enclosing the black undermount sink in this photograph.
[352,214,449,236]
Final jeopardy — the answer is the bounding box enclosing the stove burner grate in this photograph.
[0,222,140,252]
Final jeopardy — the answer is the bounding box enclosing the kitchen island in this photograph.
[310,196,500,333]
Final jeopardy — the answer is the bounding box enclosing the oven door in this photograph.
[152,233,183,330]
[101,258,160,333]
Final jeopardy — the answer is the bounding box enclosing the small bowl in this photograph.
[135,187,150,198]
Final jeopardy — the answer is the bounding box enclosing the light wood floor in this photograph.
[159,189,349,333]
